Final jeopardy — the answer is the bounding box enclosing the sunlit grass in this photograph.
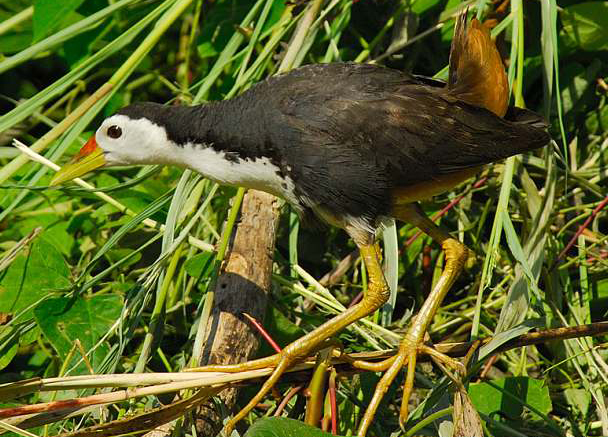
[0,0,607,435]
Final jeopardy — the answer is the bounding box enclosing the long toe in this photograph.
[189,354,281,373]
[356,336,458,436]
[355,336,421,436]
[356,352,408,436]
[223,352,295,435]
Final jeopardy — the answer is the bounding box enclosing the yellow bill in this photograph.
[50,136,106,186]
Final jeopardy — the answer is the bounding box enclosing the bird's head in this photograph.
[51,103,176,186]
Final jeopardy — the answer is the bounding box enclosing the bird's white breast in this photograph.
[179,143,299,205]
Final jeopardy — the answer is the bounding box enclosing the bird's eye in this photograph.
[107,125,122,139]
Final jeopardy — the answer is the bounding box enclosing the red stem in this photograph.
[553,195,608,269]
[243,312,282,353]
[329,370,338,435]
[274,385,303,417]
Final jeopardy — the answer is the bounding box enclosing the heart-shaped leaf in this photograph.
[244,417,340,437]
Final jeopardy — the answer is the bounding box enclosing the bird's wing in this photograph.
[259,63,548,222]
[274,79,548,189]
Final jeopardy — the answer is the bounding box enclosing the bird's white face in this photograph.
[96,115,175,166]
[50,115,176,185]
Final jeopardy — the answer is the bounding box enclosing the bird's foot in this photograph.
[190,350,294,435]
[352,335,465,436]
[191,337,341,435]
[226,352,296,435]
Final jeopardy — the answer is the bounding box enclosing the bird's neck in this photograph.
[163,100,289,196]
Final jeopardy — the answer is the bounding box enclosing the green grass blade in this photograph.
[0,0,141,74]
[381,219,398,326]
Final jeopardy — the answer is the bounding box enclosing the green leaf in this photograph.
[0,322,40,371]
[412,0,442,15]
[197,0,256,53]
[0,340,18,371]
[244,417,338,437]
[105,248,142,268]
[103,93,126,118]
[359,372,398,421]
[591,277,608,321]
[183,252,215,278]
[33,0,87,42]
[0,238,71,318]
[76,0,108,16]
[258,305,305,357]
[113,189,158,214]
[439,0,460,43]
[561,2,608,51]
[480,319,541,359]
[404,229,424,266]
[564,388,591,417]
[469,377,552,421]
[62,25,100,67]
[262,0,287,33]
[585,102,608,135]
[501,210,535,282]
[16,215,75,257]
[34,294,122,374]
[197,41,218,59]
[0,32,33,54]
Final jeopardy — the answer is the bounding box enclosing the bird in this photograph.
[51,12,550,436]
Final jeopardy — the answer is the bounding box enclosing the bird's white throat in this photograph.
[179,143,297,203]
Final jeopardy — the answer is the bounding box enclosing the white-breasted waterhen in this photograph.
[51,12,550,436]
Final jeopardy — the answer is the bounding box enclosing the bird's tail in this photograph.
[447,12,509,118]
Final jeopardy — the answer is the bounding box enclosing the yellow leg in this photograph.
[194,242,390,435]
[356,203,469,436]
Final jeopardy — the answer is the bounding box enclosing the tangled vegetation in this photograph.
[0,0,607,436]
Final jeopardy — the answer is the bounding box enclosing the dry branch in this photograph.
[193,190,281,435]
[1,321,606,435]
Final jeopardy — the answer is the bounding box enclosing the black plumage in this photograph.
[117,62,549,231]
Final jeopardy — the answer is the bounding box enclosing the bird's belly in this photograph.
[390,167,480,206]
